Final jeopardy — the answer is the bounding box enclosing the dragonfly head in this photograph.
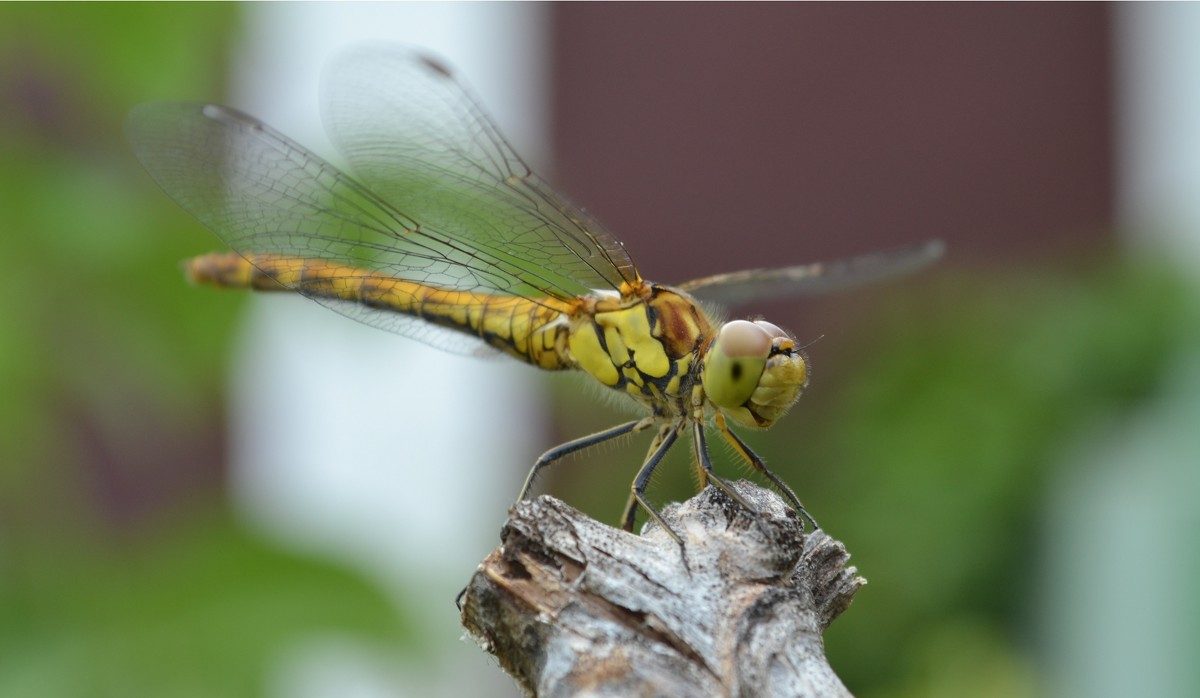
[703,319,808,429]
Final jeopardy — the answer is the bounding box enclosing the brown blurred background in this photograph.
[555,3,1111,275]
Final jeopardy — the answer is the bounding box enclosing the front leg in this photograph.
[714,411,819,530]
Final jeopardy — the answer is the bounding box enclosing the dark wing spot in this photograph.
[418,54,454,79]
[731,362,743,381]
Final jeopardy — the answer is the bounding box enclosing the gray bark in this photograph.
[460,481,865,697]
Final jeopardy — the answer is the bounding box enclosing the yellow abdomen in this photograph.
[185,252,574,370]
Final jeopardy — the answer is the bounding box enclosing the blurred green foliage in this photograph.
[0,4,242,485]
[0,510,409,697]
[818,259,1197,696]
[0,6,410,696]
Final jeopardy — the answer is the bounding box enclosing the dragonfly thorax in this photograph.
[566,285,713,415]
[701,319,808,429]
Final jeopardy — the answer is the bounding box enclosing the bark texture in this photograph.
[460,481,865,697]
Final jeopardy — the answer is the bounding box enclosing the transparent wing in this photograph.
[320,44,639,294]
[127,47,645,353]
[128,101,571,353]
[677,240,945,308]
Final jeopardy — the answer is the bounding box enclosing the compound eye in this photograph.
[753,320,790,339]
[703,320,770,408]
[753,319,797,355]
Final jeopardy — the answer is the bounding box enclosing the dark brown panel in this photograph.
[552,4,1113,283]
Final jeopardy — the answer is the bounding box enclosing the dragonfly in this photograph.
[128,45,942,550]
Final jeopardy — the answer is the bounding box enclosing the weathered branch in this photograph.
[460,481,866,697]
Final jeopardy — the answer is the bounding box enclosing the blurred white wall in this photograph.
[1040,5,1200,698]
[222,5,548,697]
[1117,4,1200,267]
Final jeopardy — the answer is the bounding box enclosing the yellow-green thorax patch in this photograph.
[567,286,713,414]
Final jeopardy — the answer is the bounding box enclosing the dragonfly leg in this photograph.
[620,422,685,552]
[714,411,819,530]
[518,417,653,502]
[691,420,758,514]
[619,423,669,532]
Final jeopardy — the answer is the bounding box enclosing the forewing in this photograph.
[678,240,945,308]
[321,44,639,296]
[127,101,560,354]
